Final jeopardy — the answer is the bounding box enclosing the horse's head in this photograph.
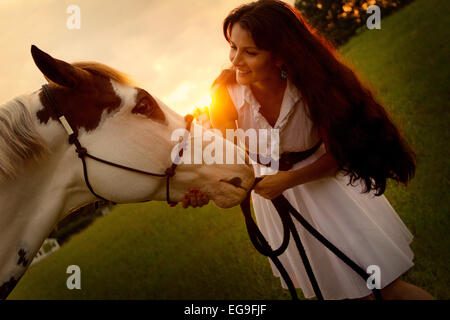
[31,45,254,208]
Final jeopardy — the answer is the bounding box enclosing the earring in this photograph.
[281,69,287,79]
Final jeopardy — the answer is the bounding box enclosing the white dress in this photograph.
[226,80,414,300]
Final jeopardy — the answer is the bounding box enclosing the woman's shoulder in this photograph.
[211,68,243,108]
[212,68,236,88]
[211,82,235,106]
[210,82,238,126]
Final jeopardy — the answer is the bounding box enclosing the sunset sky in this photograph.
[0,0,295,115]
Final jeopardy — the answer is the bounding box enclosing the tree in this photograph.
[295,0,415,47]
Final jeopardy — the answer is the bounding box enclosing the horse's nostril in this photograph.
[227,177,243,188]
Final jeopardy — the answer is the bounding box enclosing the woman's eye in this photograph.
[246,51,257,56]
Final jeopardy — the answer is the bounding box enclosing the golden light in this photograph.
[194,92,213,109]
[167,82,192,104]
[154,63,163,71]
[362,0,377,10]
[343,5,353,13]
[175,91,212,116]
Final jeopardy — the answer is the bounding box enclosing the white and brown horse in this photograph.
[0,45,254,299]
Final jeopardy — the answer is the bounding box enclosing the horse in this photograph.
[0,45,255,299]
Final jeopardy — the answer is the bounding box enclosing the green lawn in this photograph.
[9,202,295,299]
[9,0,449,299]
[339,0,450,299]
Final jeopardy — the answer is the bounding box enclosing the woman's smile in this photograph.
[237,69,251,76]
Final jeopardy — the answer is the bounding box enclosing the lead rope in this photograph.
[240,180,383,301]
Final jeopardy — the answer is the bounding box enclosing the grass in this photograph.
[9,0,449,299]
[9,202,296,299]
[339,0,450,299]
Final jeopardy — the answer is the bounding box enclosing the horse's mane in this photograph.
[0,96,49,179]
[72,61,135,86]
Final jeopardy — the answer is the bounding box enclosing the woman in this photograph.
[180,0,433,300]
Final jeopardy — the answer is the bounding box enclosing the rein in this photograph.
[41,84,193,205]
[240,177,383,301]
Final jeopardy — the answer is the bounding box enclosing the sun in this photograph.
[176,92,212,116]
[193,93,212,110]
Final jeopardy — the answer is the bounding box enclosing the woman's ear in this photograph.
[272,53,284,68]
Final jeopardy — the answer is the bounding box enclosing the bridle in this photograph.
[41,84,193,205]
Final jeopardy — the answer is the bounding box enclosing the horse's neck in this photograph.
[0,92,94,288]
[1,91,94,217]
[0,145,93,229]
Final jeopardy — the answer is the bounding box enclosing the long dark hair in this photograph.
[214,0,415,196]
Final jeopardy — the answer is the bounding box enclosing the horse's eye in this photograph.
[132,98,154,117]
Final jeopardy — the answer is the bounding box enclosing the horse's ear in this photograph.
[31,45,84,88]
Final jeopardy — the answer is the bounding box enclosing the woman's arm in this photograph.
[209,84,238,137]
[254,128,340,199]
[288,126,339,185]
[253,152,338,199]
[179,85,238,208]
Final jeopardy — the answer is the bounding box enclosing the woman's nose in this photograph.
[231,51,243,66]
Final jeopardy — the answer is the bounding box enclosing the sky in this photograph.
[0,0,295,115]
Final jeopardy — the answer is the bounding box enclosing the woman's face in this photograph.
[229,23,280,86]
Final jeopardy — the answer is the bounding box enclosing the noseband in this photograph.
[41,84,193,205]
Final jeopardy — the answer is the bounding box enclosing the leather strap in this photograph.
[249,139,323,171]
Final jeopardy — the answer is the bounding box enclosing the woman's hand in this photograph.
[253,171,295,200]
[173,188,210,208]
[254,150,340,200]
